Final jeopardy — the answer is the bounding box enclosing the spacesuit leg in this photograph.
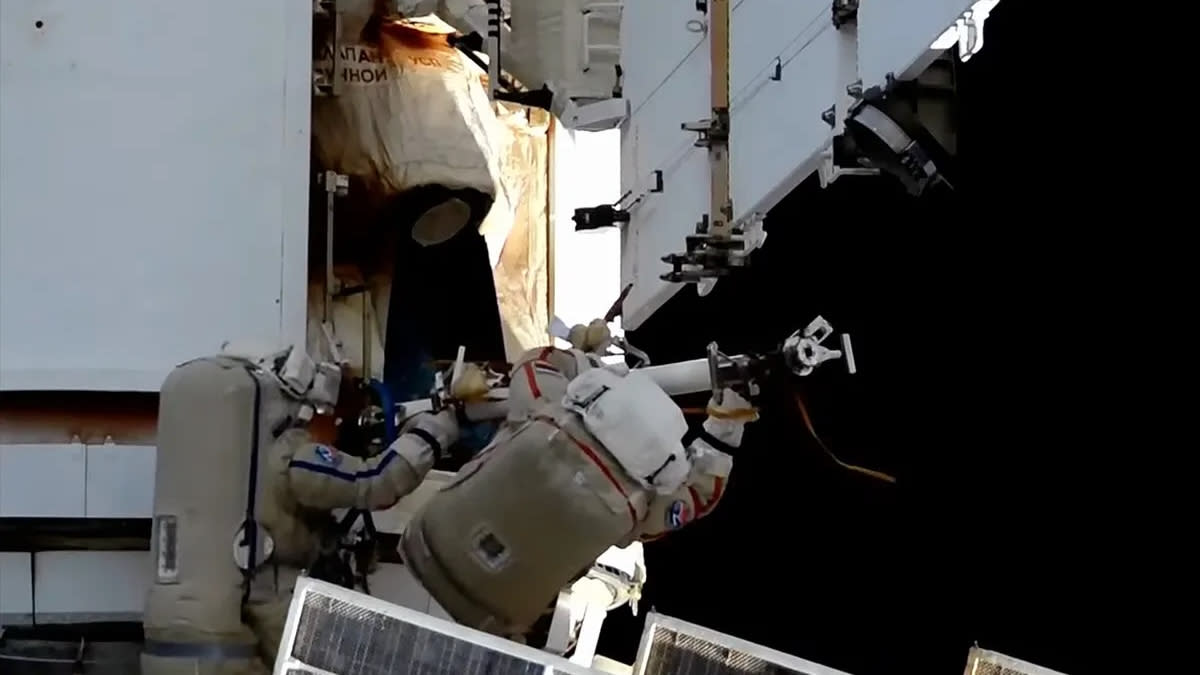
[243,598,292,670]
[239,565,308,671]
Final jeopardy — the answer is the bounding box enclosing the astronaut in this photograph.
[240,386,462,666]
[149,321,754,671]
[141,342,464,674]
[398,320,758,639]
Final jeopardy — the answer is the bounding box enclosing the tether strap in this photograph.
[683,427,739,455]
[792,392,897,484]
[644,454,677,485]
[240,366,264,606]
[407,426,444,461]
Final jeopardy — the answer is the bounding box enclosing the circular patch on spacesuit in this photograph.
[665,500,693,531]
[314,444,342,467]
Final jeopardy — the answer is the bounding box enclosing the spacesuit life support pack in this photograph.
[400,345,742,638]
[141,343,459,674]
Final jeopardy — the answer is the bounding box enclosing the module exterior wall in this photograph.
[0,0,312,391]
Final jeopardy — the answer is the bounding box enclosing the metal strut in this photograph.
[662,0,750,285]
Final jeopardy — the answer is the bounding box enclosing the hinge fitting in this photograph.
[682,107,730,148]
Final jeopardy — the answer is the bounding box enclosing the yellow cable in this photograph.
[793,393,897,484]
[705,405,761,422]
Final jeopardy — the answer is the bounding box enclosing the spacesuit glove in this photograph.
[567,318,613,355]
[449,362,491,401]
[702,388,758,448]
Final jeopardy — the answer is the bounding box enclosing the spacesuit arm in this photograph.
[632,390,755,541]
[633,427,736,541]
[284,410,459,511]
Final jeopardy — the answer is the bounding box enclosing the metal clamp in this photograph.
[782,316,857,376]
[609,336,650,368]
[319,170,349,326]
[660,211,763,284]
[313,0,340,98]
[832,0,859,28]
[681,107,730,148]
[844,103,941,195]
[705,343,757,404]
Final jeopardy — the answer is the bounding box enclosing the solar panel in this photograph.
[275,576,603,675]
[963,647,1069,675]
[631,613,857,675]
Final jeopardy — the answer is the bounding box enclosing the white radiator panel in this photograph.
[858,0,974,88]
[617,0,710,329]
[618,0,989,327]
[619,0,840,328]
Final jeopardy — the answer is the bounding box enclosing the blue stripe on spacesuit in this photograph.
[288,447,399,481]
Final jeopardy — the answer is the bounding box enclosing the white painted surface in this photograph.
[552,126,623,328]
[85,444,157,518]
[0,0,312,391]
[617,1,709,329]
[368,563,453,621]
[619,0,844,328]
[728,1,839,233]
[0,552,33,621]
[0,443,87,517]
[858,0,974,87]
[617,0,973,327]
[371,469,455,535]
[33,551,147,622]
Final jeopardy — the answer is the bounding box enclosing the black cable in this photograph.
[240,367,264,606]
[29,549,36,627]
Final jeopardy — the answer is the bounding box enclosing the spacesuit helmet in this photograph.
[219,341,342,414]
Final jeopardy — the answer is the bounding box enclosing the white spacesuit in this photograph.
[142,324,754,672]
[399,321,757,638]
[140,346,461,675]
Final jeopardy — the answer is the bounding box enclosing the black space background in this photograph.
[590,3,1138,674]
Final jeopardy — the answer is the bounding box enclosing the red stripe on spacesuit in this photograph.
[687,486,704,514]
[567,435,638,526]
[538,346,555,360]
[523,363,542,399]
[696,477,725,516]
[536,416,637,526]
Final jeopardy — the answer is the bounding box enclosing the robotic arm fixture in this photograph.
[394,0,629,131]
[380,315,856,433]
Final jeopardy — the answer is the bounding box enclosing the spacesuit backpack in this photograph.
[401,367,691,635]
[142,345,338,674]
